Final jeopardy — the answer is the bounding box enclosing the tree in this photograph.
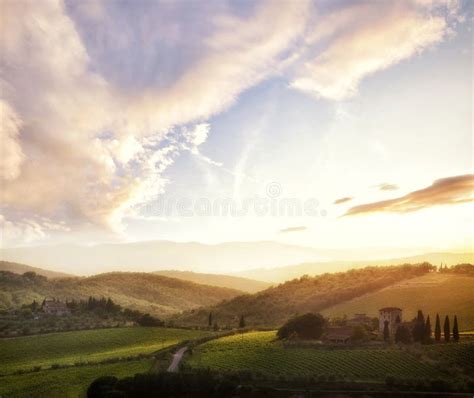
[239,315,245,329]
[31,300,39,312]
[423,315,432,344]
[453,315,459,342]
[395,325,412,344]
[383,320,390,341]
[277,313,326,340]
[412,310,425,343]
[435,314,441,342]
[208,312,213,327]
[137,314,164,327]
[351,325,368,342]
[443,315,450,342]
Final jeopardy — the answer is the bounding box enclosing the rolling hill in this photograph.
[236,252,474,283]
[174,263,444,328]
[321,272,474,331]
[0,261,74,279]
[153,270,271,293]
[0,271,243,317]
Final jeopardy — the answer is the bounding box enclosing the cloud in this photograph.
[0,0,311,239]
[291,1,458,100]
[0,101,24,180]
[0,0,462,245]
[344,175,474,216]
[279,226,307,234]
[334,197,353,205]
[376,183,399,191]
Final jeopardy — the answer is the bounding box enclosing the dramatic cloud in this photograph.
[279,226,307,234]
[291,1,458,100]
[345,175,474,216]
[0,0,311,238]
[0,0,462,245]
[334,197,353,205]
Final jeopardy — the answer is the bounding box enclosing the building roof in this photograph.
[43,300,68,309]
[379,307,402,312]
[324,327,353,340]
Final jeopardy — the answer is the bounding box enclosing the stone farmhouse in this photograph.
[42,298,70,316]
[379,307,402,335]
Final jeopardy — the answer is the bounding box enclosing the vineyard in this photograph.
[0,327,210,374]
[0,359,153,398]
[186,331,474,381]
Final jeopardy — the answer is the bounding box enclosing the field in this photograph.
[0,359,153,398]
[321,273,474,330]
[186,331,474,381]
[0,327,210,374]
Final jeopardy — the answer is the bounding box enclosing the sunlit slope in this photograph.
[0,261,74,279]
[0,271,243,317]
[322,273,474,330]
[175,264,434,327]
[154,270,271,293]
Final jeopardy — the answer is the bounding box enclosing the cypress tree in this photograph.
[413,310,425,342]
[208,312,213,327]
[453,315,459,342]
[435,314,441,342]
[443,315,450,342]
[383,320,390,341]
[423,315,432,344]
[239,315,246,329]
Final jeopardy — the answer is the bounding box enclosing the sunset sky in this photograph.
[1,0,472,256]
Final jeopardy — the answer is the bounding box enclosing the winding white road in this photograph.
[167,346,188,372]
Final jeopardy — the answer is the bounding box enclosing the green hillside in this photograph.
[175,263,436,327]
[322,273,474,330]
[0,271,242,317]
[0,359,153,398]
[186,331,474,382]
[0,327,209,375]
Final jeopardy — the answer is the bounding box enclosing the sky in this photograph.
[0,0,473,256]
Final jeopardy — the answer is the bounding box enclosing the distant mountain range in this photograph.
[1,240,471,277]
[0,240,326,275]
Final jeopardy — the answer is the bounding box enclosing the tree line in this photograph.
[207,311,246,330]
[26,296,164,327]
[390,310,460,344]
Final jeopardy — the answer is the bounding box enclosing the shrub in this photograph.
[87,376,118,398]
[277,313,326,340]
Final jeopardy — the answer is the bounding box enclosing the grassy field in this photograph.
[0,359,153,398]
[322,273,474,330]
[186,331,474,382]
[0,327,210,374]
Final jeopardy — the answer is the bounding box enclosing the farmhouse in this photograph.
[42,298,70,316]
[379,307,402,335]
[347,313,371,326]
[324,326,352,344]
